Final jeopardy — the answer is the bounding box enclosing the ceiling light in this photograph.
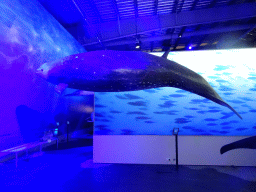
[176,46,185,49]
[200,43,208,46]
[135,38,141,49]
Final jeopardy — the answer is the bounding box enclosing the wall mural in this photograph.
[93,49,256,136]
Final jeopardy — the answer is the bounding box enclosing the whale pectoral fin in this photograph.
[161,49,171,59]
[55,83,68,94]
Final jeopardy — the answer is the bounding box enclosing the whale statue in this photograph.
[36,50,242,119]
[220,136,256,154]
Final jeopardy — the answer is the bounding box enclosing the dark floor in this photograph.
[0,141,255,192]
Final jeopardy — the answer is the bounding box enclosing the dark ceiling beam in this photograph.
[150,41,154,52]
[195,24,201,31]
[134,0,138,18]
[112,0,120,20]
[87,0,102,23]
[81,2,256,46]
[100,24,254,47]
[154,0,158,15]
[112,0,121,36]
[71,0,105,48]
[177,0,185,13]
[172,0,179,13]
[134,0,138,39]
[190,0,199,10]
[169,28,176,46]
[173,27,185,50]
[228,0,237,5]
[208,0,218,8]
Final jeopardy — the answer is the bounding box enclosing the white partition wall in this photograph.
[93,135,256,166]
[93,135,176,164]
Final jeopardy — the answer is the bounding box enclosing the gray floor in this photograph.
[0,145,255,192]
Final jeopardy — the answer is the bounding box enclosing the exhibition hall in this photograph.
[0,0,256,191]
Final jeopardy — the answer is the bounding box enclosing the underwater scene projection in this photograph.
[94,48,256,136]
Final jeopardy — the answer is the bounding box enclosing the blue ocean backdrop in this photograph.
[94,48,256,136]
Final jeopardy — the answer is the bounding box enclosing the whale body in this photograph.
[36,50,242,119]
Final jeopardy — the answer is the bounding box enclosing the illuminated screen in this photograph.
[94,48,256,136]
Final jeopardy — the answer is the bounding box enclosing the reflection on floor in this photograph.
[0,144,255,192]
[186,165,256,182]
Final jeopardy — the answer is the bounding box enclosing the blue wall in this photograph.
[95,49,256,136]
[0,0,86,150]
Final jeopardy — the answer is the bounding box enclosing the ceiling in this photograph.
[38,0,256,52]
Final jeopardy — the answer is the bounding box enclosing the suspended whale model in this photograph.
[220,136,256,154]
[36,50,242,119]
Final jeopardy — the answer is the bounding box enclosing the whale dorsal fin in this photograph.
[161,49,171,59]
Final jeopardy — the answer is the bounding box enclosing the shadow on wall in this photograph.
[15,103,93,144]
[220,135,256,154]
[15,105,55,143]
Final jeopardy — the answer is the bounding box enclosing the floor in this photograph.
[0,139,256,192]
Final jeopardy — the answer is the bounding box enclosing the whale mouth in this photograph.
[36,68,44,74]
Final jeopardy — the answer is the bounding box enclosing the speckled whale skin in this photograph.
[37,50,241,119]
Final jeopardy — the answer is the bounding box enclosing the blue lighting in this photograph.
[54,128,58,136]
[189,46,192,50]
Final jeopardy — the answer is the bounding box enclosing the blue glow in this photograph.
[54,128,58,135]
[0,0,86,150]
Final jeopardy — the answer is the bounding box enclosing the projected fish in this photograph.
[220,136,256,154]
[36,50,242,119]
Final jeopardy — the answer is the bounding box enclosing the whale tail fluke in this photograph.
[220,101,243,119]
[220,136,256,154]
[204,93,243,120]
[220,145,229,154]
